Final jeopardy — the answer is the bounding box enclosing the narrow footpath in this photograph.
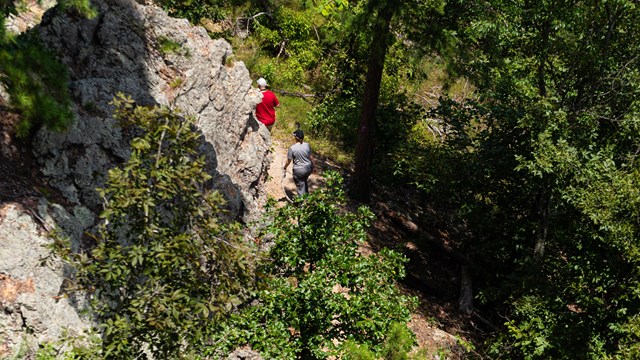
[263,139,324,203]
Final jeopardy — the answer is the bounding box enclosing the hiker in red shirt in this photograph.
[255,78,280,131]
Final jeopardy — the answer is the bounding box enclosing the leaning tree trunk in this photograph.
[352,0,397,203]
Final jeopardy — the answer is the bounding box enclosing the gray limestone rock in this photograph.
[228,348,264,360]
[35,0,270,221]
[1,0,272,355]
[0,203,92,356]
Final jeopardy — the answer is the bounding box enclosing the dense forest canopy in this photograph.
[2,0,640,358]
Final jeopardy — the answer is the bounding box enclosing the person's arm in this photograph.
[283,158,291,178]
[273,92,280,108]
[308,144,317,173]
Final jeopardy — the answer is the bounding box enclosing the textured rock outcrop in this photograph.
[35,0,270,220]
[228,347,264,360]
[1,0,271,355]
[0,203,92,357]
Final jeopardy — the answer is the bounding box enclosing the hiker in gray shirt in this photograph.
[283,129,315,196]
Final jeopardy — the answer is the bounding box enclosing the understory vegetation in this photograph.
[0,24,74,137]
[3,0,640,359]
[207,173,416,359]
[47,97,419,359]
[52,94,257,358]
[206,1,640,359]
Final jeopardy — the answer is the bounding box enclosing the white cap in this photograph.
[257,78,268,87]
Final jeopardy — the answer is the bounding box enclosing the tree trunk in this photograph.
[534,187,551,260]
[352,0,397,202]
[459,266,474,314]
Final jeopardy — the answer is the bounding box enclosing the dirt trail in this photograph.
[263,139,325,203]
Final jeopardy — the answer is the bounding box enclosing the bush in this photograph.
[207,172,416,359]
[380,323,416,360]
[0,31,74,137]
[54,94,255,359]
[307,95,360,146]
[342,340,376,360]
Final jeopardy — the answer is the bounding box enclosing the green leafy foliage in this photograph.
[307,94,360,146]
[317,0,349,17]
[0,31,74,137]
[160,0,249,25]
[207,172,416,359]
[55,94,255,359]
[0,0,97,137]
[406,0,640,358]
[252,6,323,86]
[342,340,377,360]
[33,333,103,360]
[379,322,416,360]
[57,0,97,18]
[342,322,421,360]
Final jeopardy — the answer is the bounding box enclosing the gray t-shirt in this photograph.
[287,142,313,170]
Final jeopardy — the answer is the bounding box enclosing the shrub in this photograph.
[342,340,376,360]
[207,171,416,359]
[54,94,255,359]
[380,322,416,360]
[0,31,74,137]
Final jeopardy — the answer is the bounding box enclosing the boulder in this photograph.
[0,203,92,356]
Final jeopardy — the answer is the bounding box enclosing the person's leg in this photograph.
[293,173,305,196]
[293,168,311,196]
[301,175,309,194]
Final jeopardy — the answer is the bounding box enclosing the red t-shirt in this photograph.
[255,90,279,126]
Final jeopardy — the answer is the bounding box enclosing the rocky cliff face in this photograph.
[0,202,92,357]
[0,0,270,355]
[36,0,270,220]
